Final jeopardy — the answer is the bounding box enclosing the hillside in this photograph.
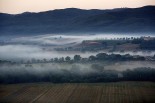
[0,82,155,103]
[0,6,155,36]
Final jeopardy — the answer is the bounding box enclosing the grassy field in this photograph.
[0,82,155,103]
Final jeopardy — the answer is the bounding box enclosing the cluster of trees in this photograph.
[28,55,81,63]
[131,38,155,50]
[123,67,155,81]
[0,60,13,64]
[1,67,155,84]
[24,53,146,64]
[140,39,155,50]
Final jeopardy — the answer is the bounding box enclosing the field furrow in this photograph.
[0,82,154,103]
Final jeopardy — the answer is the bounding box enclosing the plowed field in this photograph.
[0,82,155,103]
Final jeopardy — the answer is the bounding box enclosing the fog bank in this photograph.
[0,61,155,83]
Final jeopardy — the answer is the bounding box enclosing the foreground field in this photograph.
[0,82,155,103]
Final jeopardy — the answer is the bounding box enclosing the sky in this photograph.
[0,0,155,14]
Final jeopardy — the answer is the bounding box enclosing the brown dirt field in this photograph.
[0,82,155,103]
[116,43,139,51]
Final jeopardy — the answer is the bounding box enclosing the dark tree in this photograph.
[65,56,71,62]
[59,57,64,62]
[89,55,96,61]
[54,58,58,62]
[96,53,107,60]
[74,55,81,62]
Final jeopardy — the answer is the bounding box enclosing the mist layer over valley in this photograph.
[1,61,155,83]
[0,6,155,84]
[0,34,155,61]
[0,33,155,83]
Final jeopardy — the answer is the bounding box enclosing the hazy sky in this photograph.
[0,0,155,14]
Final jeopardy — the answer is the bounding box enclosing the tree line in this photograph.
[24,53,147,64]
[1,67,155,84]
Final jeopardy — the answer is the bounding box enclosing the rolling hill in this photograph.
[0,6,155,36]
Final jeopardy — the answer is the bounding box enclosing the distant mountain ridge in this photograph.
[0,6,155,36]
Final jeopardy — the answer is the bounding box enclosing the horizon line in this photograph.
[0,5,154,15]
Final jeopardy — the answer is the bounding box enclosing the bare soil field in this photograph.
[0,82,155,103]
[116,43,139,51]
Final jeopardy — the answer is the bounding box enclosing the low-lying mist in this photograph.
[0,61,155,83]
[1,34,155,61]
[0,44,155,61]
[1,34,155,83]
